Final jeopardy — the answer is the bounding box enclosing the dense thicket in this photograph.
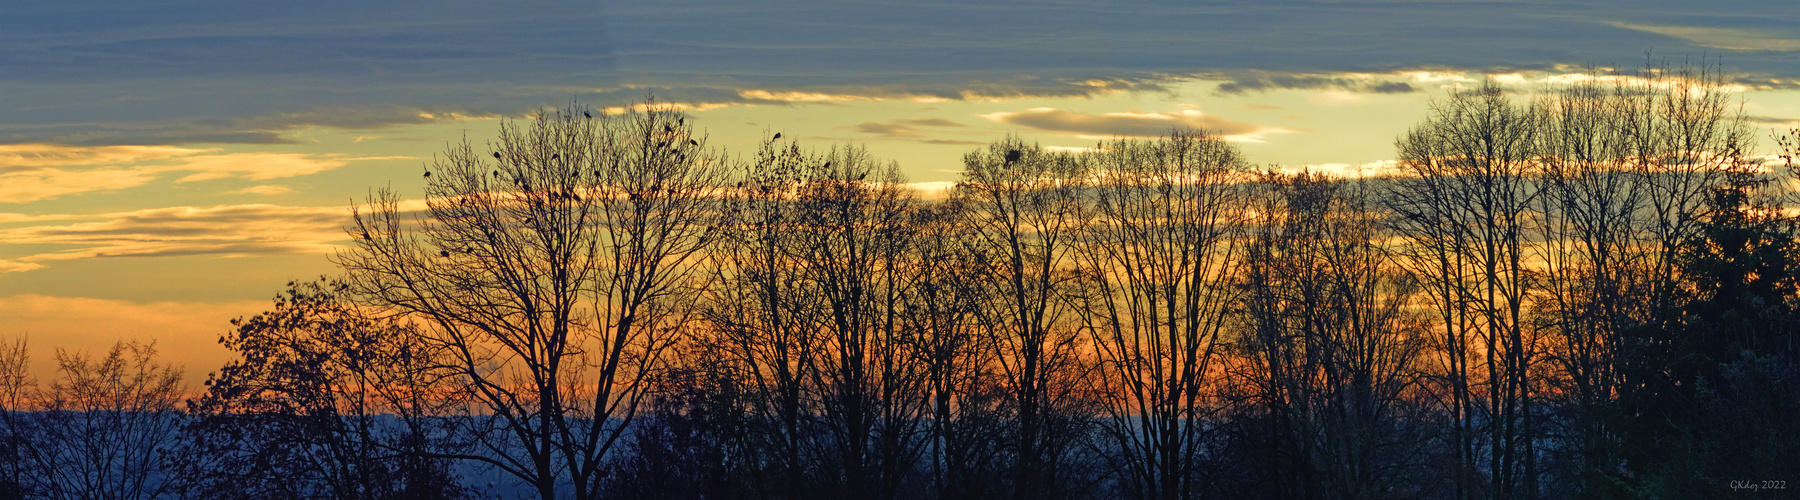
[3,65,1797,500]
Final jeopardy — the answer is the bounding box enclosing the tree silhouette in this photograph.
[339,98,723,500]
[1070,129,1249,500]
[955,136,1097,500]
[178,278,465,499]
[0,339,184,500]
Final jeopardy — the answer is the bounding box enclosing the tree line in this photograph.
[2,64,1797,499]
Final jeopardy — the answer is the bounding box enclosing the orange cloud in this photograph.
[0,144,363,203]
[1,204,350,262]
[0,167,160,204]
[169,153,348,182]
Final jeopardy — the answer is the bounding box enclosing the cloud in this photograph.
[854,122,925,138]
[0,167,160,204]
[1747,115,1799,126]
[0,144,207,168]
[896,118,966,128]
[981,108,1280,140]
[0,259,43,274]
[0,204,350,262]
[1213,73,1420,96]
[851,117,977,143]
[4,0,1800,148]
[1280,160,1405,178]
[0,144,363,202]
[1610,23,1800,52]
[228,185,295,195]
[167,153,348,182]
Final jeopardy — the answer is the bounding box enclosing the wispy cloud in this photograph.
[0,259,43,274]
[1610,22,1800,53]
[166,153,348,183]
[0,145,207,168]
[0,144,372,202]
[0,204,349,262]
[850,118,981,145]
[0,167,160,204]
[1746,115,1799,126]
[981,108,1283,140]
[1212,73,1420,96]
[227,185,296,196]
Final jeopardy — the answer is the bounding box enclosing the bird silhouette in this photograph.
[423,171,431,178]
[689,139,699,146]
[664,124,674,133]
[773,133,782,140]
[493,152,503,160]
[551,153,559,160]
[583,111,593,119]
[1004,149,1022,163]
[439,250,450,257]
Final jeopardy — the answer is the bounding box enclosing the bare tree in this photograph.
[1232,172,1434,500]
[954,136,1094,500]
[1069,129,1249,500]
[0,337,32,498]
[10,340,185,500]
[339,99,722,500]
[700,138,829,498]
[1387,80,1542,500]
[904,198,1009,500]
[701,140,934,499]
[1524,61,1753,496]
[790,145,931,499]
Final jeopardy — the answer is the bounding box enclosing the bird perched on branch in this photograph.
[1004,149,1022,163]
[773,133,781,140]
[493,152,503,160]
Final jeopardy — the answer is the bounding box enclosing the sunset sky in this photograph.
[4,0,1800,378]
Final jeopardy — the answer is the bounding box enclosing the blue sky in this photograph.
[3,0,1799,375]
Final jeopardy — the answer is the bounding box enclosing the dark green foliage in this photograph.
[1610,173,1800,498]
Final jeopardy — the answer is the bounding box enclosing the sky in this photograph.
[3,0,1800,380]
